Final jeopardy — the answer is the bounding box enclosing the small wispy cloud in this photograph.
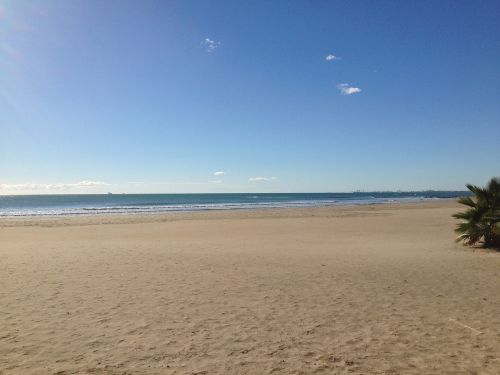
[325,54,340,61]
[248,176,277,182]
[336,83,361,95]
[0,183,42,191]
[74,180,109,187]
[213,171,226,176]
[0,180,110,191]
[203,38,221,52]
[127,181,221,186]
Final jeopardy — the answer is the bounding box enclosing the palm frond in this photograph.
[454,177,500,248]
[457,196,476,207]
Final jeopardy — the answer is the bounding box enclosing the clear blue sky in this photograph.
[1,0,499,194]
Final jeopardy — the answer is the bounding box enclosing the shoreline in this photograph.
[0,199,459,227]
[0,193,466,220]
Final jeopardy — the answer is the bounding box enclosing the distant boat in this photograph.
[107,192,113,195]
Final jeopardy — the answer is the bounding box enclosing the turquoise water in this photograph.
[0,192,467,217]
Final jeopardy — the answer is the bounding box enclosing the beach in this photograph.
[1,201,499,374]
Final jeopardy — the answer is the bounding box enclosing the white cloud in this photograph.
[325,54,340,61]
[213,171,226,176]
[0,183,41,191]
[203,38,221,52]
[248,176,277,182]
[73,180,109,187]
[129,181,221,186]
[336,83,361,95]
[0,181,110,191]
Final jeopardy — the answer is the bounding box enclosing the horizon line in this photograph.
[0,190,470,197]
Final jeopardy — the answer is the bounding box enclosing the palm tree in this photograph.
[453,177,500,248]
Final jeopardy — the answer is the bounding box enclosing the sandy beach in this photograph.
[1,201,499,374]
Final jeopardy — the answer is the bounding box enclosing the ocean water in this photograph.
[0,192,468,217]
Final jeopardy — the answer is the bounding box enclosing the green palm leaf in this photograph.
[454,177,500,248]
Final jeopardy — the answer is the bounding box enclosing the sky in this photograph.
[1,0,499,194]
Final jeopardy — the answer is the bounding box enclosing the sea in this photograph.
[0,192,468,217]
